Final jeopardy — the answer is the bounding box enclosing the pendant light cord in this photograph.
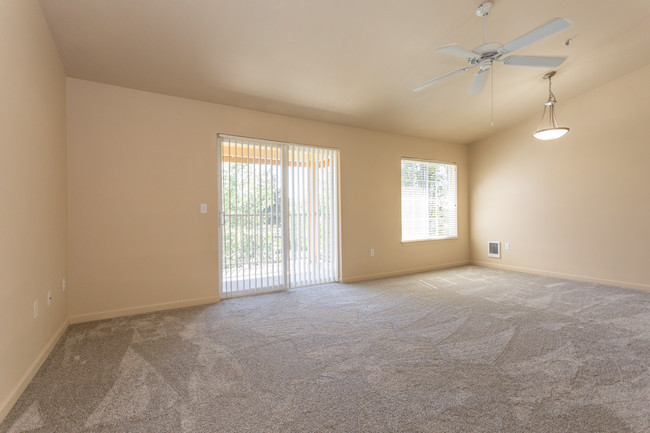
[548,76,557,103]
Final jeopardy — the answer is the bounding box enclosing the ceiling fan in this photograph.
[413,2,572,95]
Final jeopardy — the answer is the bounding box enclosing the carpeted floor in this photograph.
[2,265,649,432]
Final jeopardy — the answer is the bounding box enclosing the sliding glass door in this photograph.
[218,135,339,298]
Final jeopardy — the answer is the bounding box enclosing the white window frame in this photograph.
[400,158,458,242]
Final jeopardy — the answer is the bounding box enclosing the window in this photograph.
[401,159,457,241]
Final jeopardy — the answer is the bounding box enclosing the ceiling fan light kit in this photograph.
[532,71,569,140]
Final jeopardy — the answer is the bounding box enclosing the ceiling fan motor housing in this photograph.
[469,42,503,65]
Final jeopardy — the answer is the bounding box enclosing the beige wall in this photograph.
[0,1,68,421]
[67,78,469,321]
[469,65,650,290]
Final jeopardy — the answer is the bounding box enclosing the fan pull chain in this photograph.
[490,64,494,127]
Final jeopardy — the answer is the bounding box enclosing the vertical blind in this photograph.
[286,144,339,288]
[401,159,457,241]
[219,136,284,297]
[218,135,339,297]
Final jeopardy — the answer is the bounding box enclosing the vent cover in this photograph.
[488,241,501,258]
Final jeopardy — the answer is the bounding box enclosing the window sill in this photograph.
[401,236,459,244]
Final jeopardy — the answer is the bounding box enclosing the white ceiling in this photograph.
[39,0,650,144]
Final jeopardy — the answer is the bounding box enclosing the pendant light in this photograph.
[532,71,569,140]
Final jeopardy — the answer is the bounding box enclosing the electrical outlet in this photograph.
[62,278,66,292]
[34,300,39,318]
[47,290,53,306]
[370,249,375,257]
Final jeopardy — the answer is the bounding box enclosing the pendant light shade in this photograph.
[533,71,569,140]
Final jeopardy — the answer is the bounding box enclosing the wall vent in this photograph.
[488,241,501,258]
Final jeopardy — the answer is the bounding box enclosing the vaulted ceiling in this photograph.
[39,0,650,144]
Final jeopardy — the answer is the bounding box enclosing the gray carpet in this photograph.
[2,265,649,432]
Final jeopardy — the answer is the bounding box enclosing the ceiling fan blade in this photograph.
[502,55,567,67]
[469,69,489,95]
[413,65,475,92]
[498,18,572,54]
[437,44,478,59]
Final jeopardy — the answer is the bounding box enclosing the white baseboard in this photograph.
[0,318,69,423]
[341,260,471,284]
[472,260,650,292]
[69,295,221,324]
